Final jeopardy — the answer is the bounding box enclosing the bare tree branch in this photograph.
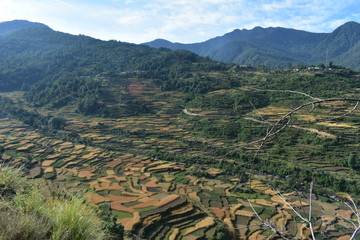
[249,100,268,124]
[247,200,289,240]
[309,181,313,224]
[239,98,360,149]
[248,87,322,101]
[304,100,359,124]
[344,194,360,240]
[228,97,360,238]
[277,184,316,240]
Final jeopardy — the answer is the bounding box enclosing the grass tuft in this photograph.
[0,164,113,240]
[0,164,26,196]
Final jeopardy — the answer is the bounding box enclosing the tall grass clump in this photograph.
[0,207,51,240]
[0,164,26,197]
[48,194,107,240]
[0,164,119,240]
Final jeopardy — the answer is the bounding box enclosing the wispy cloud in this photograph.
[1,0,360,43]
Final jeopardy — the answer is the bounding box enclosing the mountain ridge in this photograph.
[145,21,360,70]
[0,19,220,94]
[0,19,49,36]
[1,19,360,70]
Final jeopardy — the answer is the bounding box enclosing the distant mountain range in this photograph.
[145,21,360,70]
[2,20,360,70]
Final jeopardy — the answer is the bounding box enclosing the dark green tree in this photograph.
[48,117,65,130]
[348,153,360,170]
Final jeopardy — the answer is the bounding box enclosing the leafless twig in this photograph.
[238,98,360,149]
[344,194,360,240]
[276,182,316,240]
[248,200,289,240]
[228,97,360,238]
[248,87,322,101]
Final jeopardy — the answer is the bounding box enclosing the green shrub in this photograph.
[48,195,107,240]
[0,207,51,240]
[0,165,119,240]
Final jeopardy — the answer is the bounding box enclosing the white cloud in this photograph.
[262,0,299,11]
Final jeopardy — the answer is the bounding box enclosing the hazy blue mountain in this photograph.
[145,21,360,70]
[0,20,49,36]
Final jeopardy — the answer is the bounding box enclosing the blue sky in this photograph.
[1,0,360,43]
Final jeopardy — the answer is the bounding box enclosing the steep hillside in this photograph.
[145,21,360,69]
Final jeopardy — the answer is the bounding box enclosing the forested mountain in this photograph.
[0,20,228,115]
[0,20,48,36]
[145,21,360,69]
[0,20,218,92]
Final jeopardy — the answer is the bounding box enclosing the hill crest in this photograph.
[0,20,49,36]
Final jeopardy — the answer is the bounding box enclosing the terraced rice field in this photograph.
[0,116,357,239]
[1,81,359,239]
